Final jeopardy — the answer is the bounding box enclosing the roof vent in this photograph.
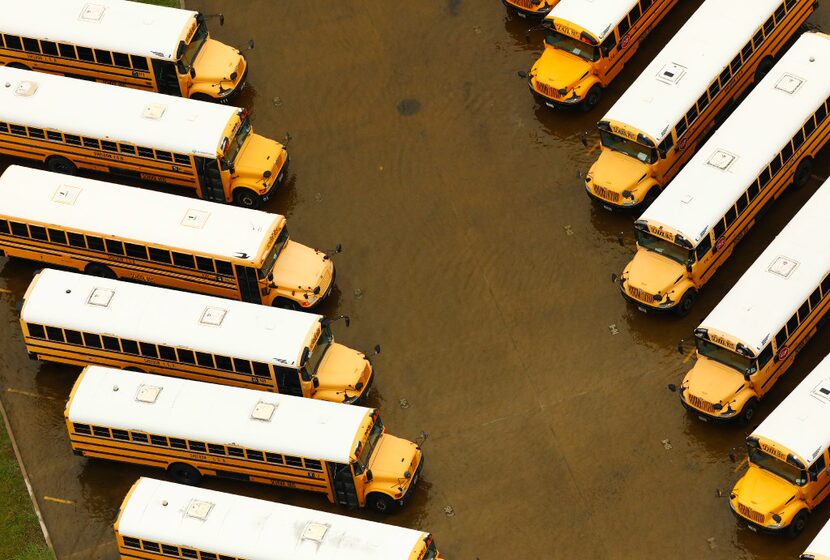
[142,104,166,120]
[52,185,81,205]
[656,63,686,85]
[767,256,799,279]
[181,209,209,229]
[135,384,162,404]
[14,81,38,97]
[199,307,227,327]
[775,73,804,95]
[185,499,214,521]
[707,150,737,171]
[681,194,693,204]
[87,287,114,307]
[79,3,106,22]
[301,522,330,544]
[811,379,830,404]
[251,401,277,421]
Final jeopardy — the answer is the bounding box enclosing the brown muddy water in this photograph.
[2,2,830,558]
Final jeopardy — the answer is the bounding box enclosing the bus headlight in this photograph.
[622,190,634,199]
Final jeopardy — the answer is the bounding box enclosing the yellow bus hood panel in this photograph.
[736,466,795,515]
[316,343,369,397]
[626,250,684,294]
[235,134,284,183]
[272,241,328,291]
[369,434,419,482]
[193,38,243,82]
[684,358,744,405]
[591,149,648,192]
[533,48,591,90]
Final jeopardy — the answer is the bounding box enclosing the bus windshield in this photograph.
[696,338,756,375]
[748,446,807,486]
[424,542,439,560]
[543,29,599,62]
[179,21,209,71]
[304,325,333,377]
[600,130,657,163]
[635,230,692,266]
[223,116,252,166]
[258,227,289,279]
[354,419,384,474]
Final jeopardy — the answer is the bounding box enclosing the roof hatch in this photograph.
[811,379,830,404]
[775,74,804,95]
[185,499,214,521]
[14,81,38,97]
[767,256,799,279]
[199,307,227,327]
[79,3,106,23]
[706,150,737,171]
[52,185,81,205]
[656,63,686,85]
[87,287,114,307]
[181,209,209,229]
[301,522,330,544]
[135,384,162,404]
[142,104,166,120]
[251,401,277,422]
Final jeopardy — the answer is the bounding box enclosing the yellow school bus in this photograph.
[528,0,678,111]
[0,166,334,309]
[619,32,830,316]
[502,0,559,20]
[0,0,246,102]
[678,178,830,425]
[21,269,371,403]
[115,478,444,560]
[67,367,424,514]
[730,354,830,537]
[585,0,814,211]
[0,66,286,208]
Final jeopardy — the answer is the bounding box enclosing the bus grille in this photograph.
[593,184,620,203]
[627,286,655,304]
[687,394,716,415]
[737,502,764,524]
[508,0,536,9]
[534,81,561,99]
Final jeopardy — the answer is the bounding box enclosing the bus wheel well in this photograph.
[84,263,117,279]
[675,289,697,317]
[754,56,775,83]
[123,366,145,373]
[788,509,809,538]
[580,85,603,112]
[45,155,78,175]
[166,462,202,485]
[6,62,31,71]
[366,492,399,514]
[272,297,300,311]
[190,93,214,102]
[793,157,813,189]
[232,188,263,209]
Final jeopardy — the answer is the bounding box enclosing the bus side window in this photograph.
[810,287,822,309]
[4,35,23,50]
[757,345,773,369]
[695,235,712,260]
[809,454,826,480]
[774,328,787,350]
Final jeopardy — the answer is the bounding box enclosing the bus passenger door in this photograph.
[329,463,359,508]
[234,265,262,304]
[195,157,227,202]
[808,453,830,507]
[151,59,182,95]
[274,366,304,397]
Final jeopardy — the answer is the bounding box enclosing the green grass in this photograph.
[0,418,53,560]
[133,0,182,7]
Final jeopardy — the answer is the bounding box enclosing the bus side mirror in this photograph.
[366,469,373,481]
[685,263,693,273]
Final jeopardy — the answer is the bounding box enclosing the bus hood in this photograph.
[314,343,371,402]
[234,134,285,188]
[733,466,796,519]
[193,37,244,84]
[532,48,591,91]
[590,149,648,193]
[369,433,420,485]
[624,249,684,297]
[683,357,745,408]
[272,241,330,293]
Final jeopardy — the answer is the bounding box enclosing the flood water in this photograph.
[2,2,830,558]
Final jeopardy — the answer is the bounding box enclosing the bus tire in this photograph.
[788,509,809,538]
[792,158,813,190]
[190,93,214,102]
[754,56,775,84]
[46,156,77,175]
[167,462,202,485]
[273,297,300,311]
[85,263,116,279]
[675,290,696,317]
[124,366,145,373]
[580,85,602,112]
[643,188,660,208]
[737,398,758,427]
[366,493,398,514]
[233,188,263,209]
[7,62,31,71]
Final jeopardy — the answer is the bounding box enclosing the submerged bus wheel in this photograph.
[580,85,603,112]
[85,263,116,279]
[367,493,398,514]
[675,290,697,317]
[46,156,77,175]
[788,510,809,538]
[793,158,813,189]
[738,399,758,427]
[273,298,300,311]
[167,462,202,485]
[233,188,263,209]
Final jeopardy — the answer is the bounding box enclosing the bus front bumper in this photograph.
[729,504,786,535]
[527,82,583,109]
[398,456,425,507]
[261,154,290,203]
[618,282,676,314]
[501,0,552,18]
[679,394,737,425]
[585,186,644,212]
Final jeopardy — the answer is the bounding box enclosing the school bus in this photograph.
[115,478,444,560]
[802,515,830,559]
[0,166,334,309]
[502,0,558,19]
[0,67,286,208]
[678,178,830,425]
[585,0,814,211]
[21,269,371,403]
[730,354,830,537]
[528,0,678,111]
[67,367,424,513]
[619,32,830,316]
[0,0,247,102]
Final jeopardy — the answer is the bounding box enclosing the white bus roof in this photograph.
[803,509,830,558]
[23,269,320,368]
[0,66,238,157]
[698,178,830,356]
[546,0,634,42]
[118,478,428,560]
[0,166,280,264]
[640,32,830,245]
[1,0,198,62]
[602,0,783,144]
[753,354,830,466]
[68,367,371,464]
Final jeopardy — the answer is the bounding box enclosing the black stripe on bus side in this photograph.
[0,51,156,83]
[72,438,331,488]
